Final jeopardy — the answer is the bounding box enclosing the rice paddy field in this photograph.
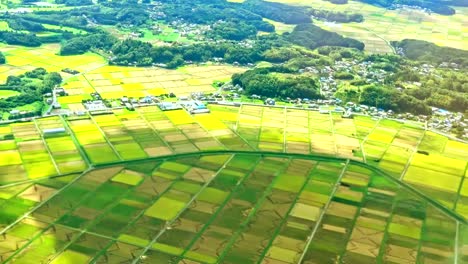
[267,0,468,53]
[0,116,87,184]
[0,152,465,263]
[60,65,245,106]
[0,44,106,83]
[1,104,468,218]
[0,104,467,263]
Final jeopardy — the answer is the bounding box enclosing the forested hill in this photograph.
[59,23,365,67]
[393,39,468,67]
[286,24,365,51]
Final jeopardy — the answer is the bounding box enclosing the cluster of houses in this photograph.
[300,59,392,100]
[158,97,209,114]
[388,4,436,15]
[428,108,467,136]
[79,93,210,116]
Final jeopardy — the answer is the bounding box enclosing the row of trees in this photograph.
[6,18,45,32]
[0,32,42,47]
[310,9,364,23]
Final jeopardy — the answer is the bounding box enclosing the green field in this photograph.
[0,104,467,219]
[0,153,463,263]
[0,21,11,31]
[0,90,19,99]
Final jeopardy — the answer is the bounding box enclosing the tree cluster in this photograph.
[23,5,148,27]
[0,68,62,111]
[310,9,364,23]
[286,24,365,51]
[390,67,468,113]
[209,21,258,41]
[108,37,273,67]
[7,18,45,32]
[232,67,322,99]
[60,33,117,55]
[242,0,312,24]
[0,32,42,47]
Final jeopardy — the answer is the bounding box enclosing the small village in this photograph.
[5,55,467,141]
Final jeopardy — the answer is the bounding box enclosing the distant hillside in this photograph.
[286,24,365,51]
[392,39,468,67]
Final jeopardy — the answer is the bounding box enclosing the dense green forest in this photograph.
[388,66,468,113]
[286,24,365,51]
[60,33,116,55]
[393,39,468,67]
[232,67,322,99]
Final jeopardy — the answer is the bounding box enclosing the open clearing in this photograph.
[0,90,19,99]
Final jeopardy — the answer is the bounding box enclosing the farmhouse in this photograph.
[190,108,210,114]
[159,102,182,111]
[84,100,107,111]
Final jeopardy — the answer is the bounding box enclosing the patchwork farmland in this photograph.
[0,44,106,83]
[59,65,245,111]
[0,103,467,263]
[0,153,464,263]
[268,0,468,53]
